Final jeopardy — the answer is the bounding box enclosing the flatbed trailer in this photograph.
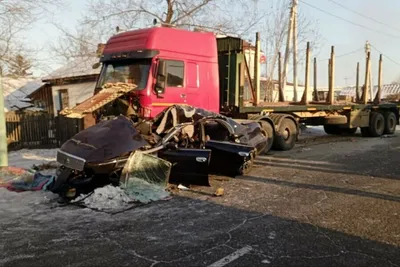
[217,37,400,152]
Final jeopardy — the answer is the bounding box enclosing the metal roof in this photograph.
[339,84,400,98]
[2,77,46,111]
[42,55,101,81]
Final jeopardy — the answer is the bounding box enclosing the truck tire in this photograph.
[383,111,397,135]
[323,125,341,135]
[361,127,371,137]
[324,125,357,135]
[343,127,358,135]
[368,111,385,137]
[273,118,297,151]
[259,120,274,154]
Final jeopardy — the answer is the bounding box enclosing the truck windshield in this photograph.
[97,59,152,90]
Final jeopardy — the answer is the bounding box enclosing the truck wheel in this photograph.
[259,121,274,154]
[383,111,397,135]
[273,118,297,151]
[361,127,371,137]
[368,111,385,137]
[323,125,341,135]
[342,127,357,135]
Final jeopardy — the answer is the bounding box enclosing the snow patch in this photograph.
[71,179,170,212]
[8,148,58,170]
[72,185,135,211]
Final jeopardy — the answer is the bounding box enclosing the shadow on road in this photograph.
[238,175,400,203]
[1,194,399,267]
[255,148,400,181]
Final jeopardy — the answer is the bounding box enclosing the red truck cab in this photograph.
[96,27,220,118]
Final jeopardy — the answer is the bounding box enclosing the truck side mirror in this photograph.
[155,60,166,95]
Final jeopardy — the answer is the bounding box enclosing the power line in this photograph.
[319,47,364,61]
[369,44,400,67]
[299,0,400,39]
[327,0,400,33]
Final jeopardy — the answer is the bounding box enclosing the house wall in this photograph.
[29,84,54,114]
[51,81,97,116]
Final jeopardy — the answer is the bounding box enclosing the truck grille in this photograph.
[56,151,86,171]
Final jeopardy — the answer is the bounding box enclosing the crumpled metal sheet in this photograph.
[153,104,268,151]
[60,83,137,118]
[60,115,148,163]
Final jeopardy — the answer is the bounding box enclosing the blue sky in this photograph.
[26,0,400,88]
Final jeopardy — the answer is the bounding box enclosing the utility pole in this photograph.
[365,40,373,101]
[292,0,299,102]
[281,1,296,101]
[254,32,261,104]
[0,68,8,167]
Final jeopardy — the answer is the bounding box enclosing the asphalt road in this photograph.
[1,128,399,267]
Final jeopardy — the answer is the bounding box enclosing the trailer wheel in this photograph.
[323,125,341,135]
[383,111,397,135]
[368,111,385,137]
[342,127,358,135]
[273,118,297,151]
[259,120,274,154]
[361,127,371,137]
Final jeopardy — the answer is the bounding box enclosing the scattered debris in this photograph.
[214,188,224,197]
[3,106,262,210]
[0,166,55,192]
[49,105,263,201]
[178,184,190,191]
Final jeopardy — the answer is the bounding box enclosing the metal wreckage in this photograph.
[49,83,269,200]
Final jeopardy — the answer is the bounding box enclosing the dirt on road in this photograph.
[1,128,399,267]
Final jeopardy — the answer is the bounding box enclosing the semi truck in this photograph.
[64,26,399,153]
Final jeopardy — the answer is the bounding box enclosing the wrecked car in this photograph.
[50,105,268,199]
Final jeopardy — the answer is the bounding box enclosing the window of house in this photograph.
[58,89,69,110]
[166,60,184,87]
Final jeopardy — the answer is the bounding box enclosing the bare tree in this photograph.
[50,23,102,63]
[0,0,62,74]
[50,0,264,63]
[84,0,261,35]
[7,54,32,77]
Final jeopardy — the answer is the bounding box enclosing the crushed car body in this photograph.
[49,104,268,199]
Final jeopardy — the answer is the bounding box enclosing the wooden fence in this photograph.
[6,112,83,151]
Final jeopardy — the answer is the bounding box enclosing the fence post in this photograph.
[0,72,8,167]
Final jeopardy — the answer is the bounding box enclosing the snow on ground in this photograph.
[72,185,136,212]
[7,148,58,170]
[72,178,171,212]
[299,125,326,138]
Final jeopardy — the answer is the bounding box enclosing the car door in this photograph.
[158,148,211,186]
[152,59,187,115]
[205,140,255,177]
